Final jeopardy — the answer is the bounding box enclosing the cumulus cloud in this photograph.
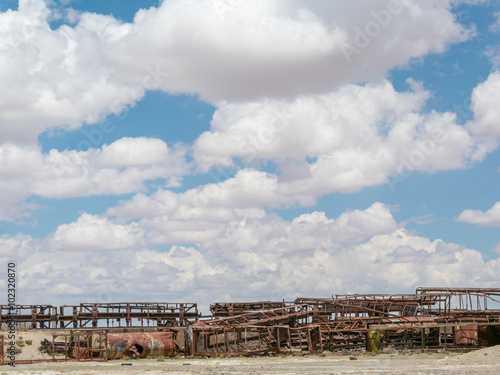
[0,0,144,143]
[1,0,498,308]
[467,71,500,138]
[457,202,500,227]
[0,0,473,143]
[118,0,472,102]
[495,243,500,254]
[52,213,146,251]
[5,210,500,307]
[193,79,486,196]
[0,137,189,221]
[107,168,316,221]
[109,196,398,249]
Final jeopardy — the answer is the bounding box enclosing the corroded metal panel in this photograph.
[106,332,178,359]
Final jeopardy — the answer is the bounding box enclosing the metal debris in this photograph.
[2,287,500,365]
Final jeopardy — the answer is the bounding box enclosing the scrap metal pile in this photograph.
[188,287,500,356]
[1,287,500,364]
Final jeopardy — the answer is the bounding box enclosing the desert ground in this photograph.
[2,329,500,374]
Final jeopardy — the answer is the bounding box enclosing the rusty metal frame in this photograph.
[0,305,57,328]
[58,303,199,328]
[4,287,500,360]
[0,303,199,329]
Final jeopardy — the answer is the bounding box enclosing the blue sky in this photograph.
[0,0,499,308]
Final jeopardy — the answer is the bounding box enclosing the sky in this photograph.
[0,0,499,312]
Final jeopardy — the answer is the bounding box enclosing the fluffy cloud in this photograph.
[193,79,484,196]
[109,0,471,103]
[0,0,472,143]
[1,0,497,308]
[457,202,500,227]
[107,168,315,220]
[5,208,500,307]
[108,196,397,250]
[467,71,500,138]
[52,213,146,251]
[0,0,144,144]
[0,137,188,221]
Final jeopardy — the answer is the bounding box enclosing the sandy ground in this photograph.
[1,329,500,374]
[2,355,500,375]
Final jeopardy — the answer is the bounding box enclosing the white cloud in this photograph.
[0,1,495,226]
[467,71,500,138]
[0,233,34,258]
[0,137,189,221]
[193,79,484,196]
[108,168,317,221]
[0,0,473,143]
[113,0,471,103]
[0,0,498,308]
[495,243,500,254]
[457,202,500,227]
[52,213,146,251]
[489,11,500,32]
[5,208,500,307]
[484,45,500,70]
[107,196,398,253]
[0,0,144,144]
[98,192,500,302]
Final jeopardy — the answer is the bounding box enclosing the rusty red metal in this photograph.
[0,303,199,329]
[106,332,178,359]
[4,287,500,364]
[58,303,199,328]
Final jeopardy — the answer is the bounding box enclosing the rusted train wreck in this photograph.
[2,287,500,363]
[188,288,500,356]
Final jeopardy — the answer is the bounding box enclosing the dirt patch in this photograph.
[2,330,500,374]
[0,353,497,374]
[446,344,500,364]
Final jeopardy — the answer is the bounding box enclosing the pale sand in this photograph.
[1,329,500,374]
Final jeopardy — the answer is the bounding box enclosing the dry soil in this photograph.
[2,329,500,374]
